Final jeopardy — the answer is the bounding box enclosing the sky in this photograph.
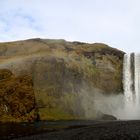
[0,0,140,53]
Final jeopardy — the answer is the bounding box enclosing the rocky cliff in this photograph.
[0,38,124,121]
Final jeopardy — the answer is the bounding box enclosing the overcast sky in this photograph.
[0,0,140,52]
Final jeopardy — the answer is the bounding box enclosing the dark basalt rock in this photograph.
[101,114,117,120]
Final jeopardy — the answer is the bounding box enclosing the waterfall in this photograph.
[134,54,140,105]
[123,54,134,102]
[123,53,140,119]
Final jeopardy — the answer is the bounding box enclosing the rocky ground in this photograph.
[1,120,140,140]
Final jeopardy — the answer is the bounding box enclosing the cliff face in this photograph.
[0,39,124,121]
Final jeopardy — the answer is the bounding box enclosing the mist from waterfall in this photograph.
[94,53,140,120]
[78,53,140,120]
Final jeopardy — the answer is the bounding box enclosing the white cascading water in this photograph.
[123,53,140,119]
[123,54,134,102]
[134,54,140,106]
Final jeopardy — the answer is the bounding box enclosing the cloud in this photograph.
[0,6,44,41]
[0,0,140,52]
